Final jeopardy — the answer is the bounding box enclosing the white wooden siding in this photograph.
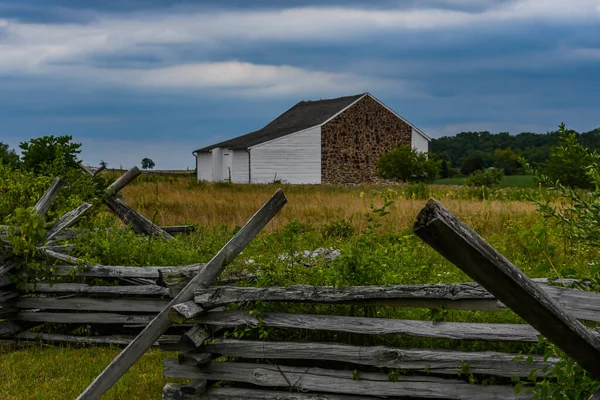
[250,126,321,184]
[232,151,249,183]
[411,128,429,153]
[195,153,212,181]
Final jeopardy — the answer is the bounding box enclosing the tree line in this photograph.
[429,126,600,176]
[377,124,600,189]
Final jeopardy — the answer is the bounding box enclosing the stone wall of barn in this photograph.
[321,95,413,184]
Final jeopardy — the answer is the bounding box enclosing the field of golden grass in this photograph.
[120,178,539,237]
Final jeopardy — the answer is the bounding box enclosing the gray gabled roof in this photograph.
[193,93,366,153]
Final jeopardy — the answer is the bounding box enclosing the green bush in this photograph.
[543,123,594,189]
[403,182,430,199]
[0,163,53,219]
[377,145,440,183]
[465,168,504,187]
[321,218,355,239]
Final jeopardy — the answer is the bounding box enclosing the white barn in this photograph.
[193,93,430,185]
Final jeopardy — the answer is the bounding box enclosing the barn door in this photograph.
[221,151,233,182]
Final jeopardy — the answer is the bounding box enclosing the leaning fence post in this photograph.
[81,164,174,239]
[33,177,64,216]
[76,189,287,400]
[413,198,600,380]
[104,166,174,240]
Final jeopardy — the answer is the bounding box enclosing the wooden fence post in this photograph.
[33,177,64,216]
[76,189,287,400]
[414,198,600,380]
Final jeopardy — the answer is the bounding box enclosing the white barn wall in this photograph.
[195,153,212,181]
[250,126,321,184]
[411,128,429,153]
[232,150,249,183]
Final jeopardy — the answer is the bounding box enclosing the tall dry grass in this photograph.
[120,179,539,237]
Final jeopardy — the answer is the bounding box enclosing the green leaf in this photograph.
[514,382,524,395]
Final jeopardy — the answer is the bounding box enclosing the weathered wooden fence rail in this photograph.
[155,199,600,400]
[155,282,600,399]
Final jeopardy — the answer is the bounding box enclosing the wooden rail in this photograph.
[194,280,600,321]
[414,198,600,380]
[164,359,528,399]
[196,339,556,378]
[189,310,544,341]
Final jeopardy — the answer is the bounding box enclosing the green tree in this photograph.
[460,153,485,175]
[377,145,440,183]
[493,148,520,175]
[0,142,19,166]
[141,158,155,170]
[431,152,451,179]
[543,123,593,188]
[19,135,81,174]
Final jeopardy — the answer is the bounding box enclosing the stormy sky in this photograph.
[1,0,599,168]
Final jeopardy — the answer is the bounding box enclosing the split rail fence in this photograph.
[159,199,600,399]
[0,166,242,345]
[1,169,600,399]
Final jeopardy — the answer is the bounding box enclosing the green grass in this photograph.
[434,174,537,188]
[0,345,181,400]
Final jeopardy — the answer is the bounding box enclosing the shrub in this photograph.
[543,123,594,189]
[447,167,460,178]
[322,218,355,239]
[403,182,430,199]
[465,168,504,187]
[515,123,600,398]
[377,145,440,183]
[0,163,53,219]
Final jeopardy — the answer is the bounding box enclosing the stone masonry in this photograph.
[321,95,412,184]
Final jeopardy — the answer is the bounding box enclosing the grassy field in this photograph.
[0,346,179,400]
[1,176,596,399]
[120,176,541,232]
[434,174,537,188]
